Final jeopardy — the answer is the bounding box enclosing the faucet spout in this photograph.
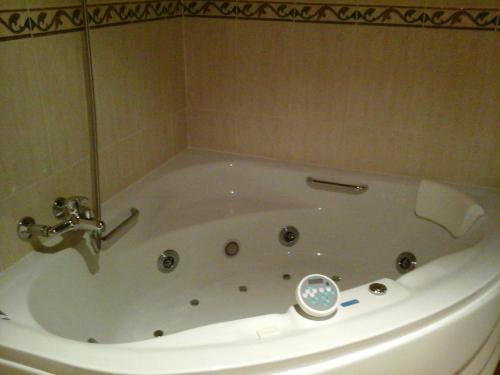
[44,216,105,237]
[17,196,105,244]
[46,217,78,237]
[77,217,105,233]
[19,215,105,240]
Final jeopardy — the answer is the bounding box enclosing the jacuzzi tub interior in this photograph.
[0,150,498,375]
[20,151,485,343]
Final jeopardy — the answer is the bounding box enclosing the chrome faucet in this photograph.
[17,196,105,246]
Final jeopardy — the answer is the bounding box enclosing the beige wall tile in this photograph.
[172,110,188,154]
[99,141,123,201]
[27,1,81,7]
[288,114,346,167]
[163,19,187,114]
[93,18,187,197]
[137,20,186,125]
[141,108,187,174]
[31,33,90,171]
[0,38,52,198]
[425,0,500,8]
[342,27,416,134]
[355,0,496,8]
[187,110,236,151]
[233,20,295,118]
[91,25,141,149]
[52,157,93,200]
[0,157,12,201]
[186,18,499,188]
[92,18,186,146]
[115,133,147,191]
[100,130,155,201]
[289,23,357,125]
[232,112,292,160]
[184,18,238,113]
[486,147,500,187]
[0,1,27,10]
[87,0,129,4]
[0,31,96,270]
[141,119,173,173]
[358,1,424,5]
[0,16,186,271]
[417,30,480,139]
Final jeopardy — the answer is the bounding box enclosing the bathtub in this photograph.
[1,150,499,374]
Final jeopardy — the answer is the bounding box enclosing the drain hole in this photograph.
[154,330,164,337]
[224,241,240,257]
[157,250,179,273]
[282,274,291,280]
[239,285,248,292]
[331,275,342,282]
[87,338,98,343]
[279,226,299,247]
[396,252,417,273]
[190,299,199,306]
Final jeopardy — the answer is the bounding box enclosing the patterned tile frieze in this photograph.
[183,0,239,18]
[1,1,498,41]
[87,1,182,27]
[0,8,35,40]
[421,7,498,29]
[0,1,182,41]
[28,7,84,36]
[294,4,358,24]
[183,1,498,29]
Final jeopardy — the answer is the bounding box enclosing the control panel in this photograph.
[296,274,340,318]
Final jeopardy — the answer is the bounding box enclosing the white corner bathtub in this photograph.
[1,150,499,374]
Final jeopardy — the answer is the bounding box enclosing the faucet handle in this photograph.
[52,196,90,219]
[66,196,88,207]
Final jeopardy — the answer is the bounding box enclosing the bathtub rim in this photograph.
[0,263,498,375]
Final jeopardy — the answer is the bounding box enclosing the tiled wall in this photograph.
[92,19,186,200]
[184,1,500,188]
[0,1,186,270]
[1,0,499,271]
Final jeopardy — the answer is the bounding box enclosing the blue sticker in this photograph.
[341,299,359,307]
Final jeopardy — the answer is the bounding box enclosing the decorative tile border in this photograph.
[183,1,498,29]
[0,1,182,41]
[183,0,239,18]
[87,1,182,27]
[0,8,34,40]
[293,4,358,24]
[355,5,427,27]
[421,7,498,29]
[1,1,498,42]
[28,6,84,37]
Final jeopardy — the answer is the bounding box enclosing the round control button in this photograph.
[296,274,340,318]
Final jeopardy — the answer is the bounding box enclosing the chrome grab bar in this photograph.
[101,208,139,248]
[306,177,368,194]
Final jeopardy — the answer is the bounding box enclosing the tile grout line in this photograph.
[180,0,190,144]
